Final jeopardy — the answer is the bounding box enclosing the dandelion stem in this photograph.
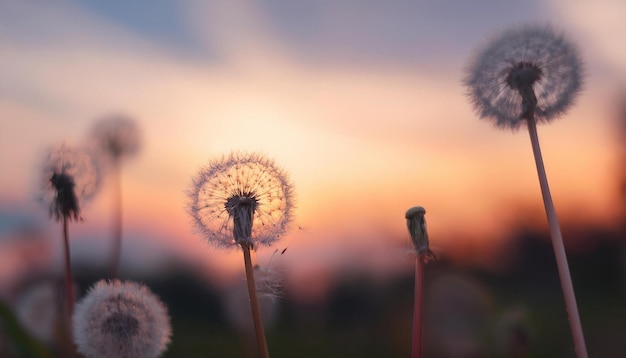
[62,216,74,317]
[109,161,122,279]
[411,255,424,358]
[241,243,270,358]
[526,117,588,358]
[62,216,77,358]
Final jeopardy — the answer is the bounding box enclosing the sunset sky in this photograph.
[1,1,625,296]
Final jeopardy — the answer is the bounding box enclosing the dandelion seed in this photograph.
[254,265,284,303]
[187,152,295,249]
[41,144,101,222]
[464,25,583,130]
[73,280,171,358]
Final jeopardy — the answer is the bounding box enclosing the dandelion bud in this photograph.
[405,206,436,262]
[73,280,171,358]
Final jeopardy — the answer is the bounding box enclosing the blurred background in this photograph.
[1,0,625,356]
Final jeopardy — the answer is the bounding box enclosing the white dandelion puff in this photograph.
[73,280,172,358]
[187,152,295,249]
[464,25,584,130]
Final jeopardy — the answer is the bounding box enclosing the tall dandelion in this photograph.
[187,152,294,358]
[89,114,141,279]
[40,143,100,318]
[405,206,435,358]
[73,280,171,358]
[464,24,587,357]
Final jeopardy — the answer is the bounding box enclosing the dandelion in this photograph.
[493,307,532,358]
[405,206,435,358]
[426,273,492,357]
[41,144,100,222]
[89,114,141,279]
[40,144,100,318]
[90,114,141,163]
[14,278,79,355]
[187,151,294,358]
[464,25,583,130]
[464,24,587,358]
[73,280,171,358]
[14,280,62,343]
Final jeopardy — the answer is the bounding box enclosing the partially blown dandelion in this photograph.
[40,144,100,322]
[187,152,294,358]
[89,114,141,279]
[73,280,171,358]
[464,24,587,358]
[41,144,100,222]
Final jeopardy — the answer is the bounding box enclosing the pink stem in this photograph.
[242,244,270,358]
[62,216,77,358]
[109,162,122,279]
[527,119,588,358]
[411,255,424,358]
[62,216,74,317]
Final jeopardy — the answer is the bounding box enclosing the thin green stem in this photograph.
[527,118,588,358]
[241,243,270,358]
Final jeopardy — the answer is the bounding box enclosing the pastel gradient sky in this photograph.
[1,1,625,295]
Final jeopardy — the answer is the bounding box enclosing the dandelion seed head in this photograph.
[464,25,584,129]
[254,265,284,303]
[90,114,141,163]
[187,152,295,249]
[14,280,64,343]
[40,144,101,221]
[73,280,171,358]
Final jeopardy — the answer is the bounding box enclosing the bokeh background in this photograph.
[1,0,625,356]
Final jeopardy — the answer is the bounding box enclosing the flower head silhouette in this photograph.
[464,25,583,129]
[41,144,100,221]
[73,280,171,358]
[187,152,295,249]
[90,114,141,163]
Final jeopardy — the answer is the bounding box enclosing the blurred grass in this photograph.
[2,225,624,357]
